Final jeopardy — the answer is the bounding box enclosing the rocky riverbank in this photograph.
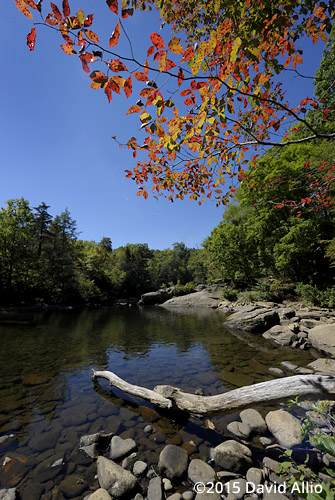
[3,401,333,499]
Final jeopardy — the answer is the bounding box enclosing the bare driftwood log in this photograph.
[92,370,335,416]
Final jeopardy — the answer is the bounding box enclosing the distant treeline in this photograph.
[0,199,212,305]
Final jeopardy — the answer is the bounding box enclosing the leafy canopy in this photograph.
[15,0,335,206]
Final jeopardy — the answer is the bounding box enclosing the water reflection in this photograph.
[0,306,318,498]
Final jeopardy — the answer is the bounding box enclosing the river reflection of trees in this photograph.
[0,306,316,440]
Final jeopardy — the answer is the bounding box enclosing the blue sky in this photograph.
[0,1,326,249]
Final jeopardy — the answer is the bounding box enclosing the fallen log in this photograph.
[92,370,335,416]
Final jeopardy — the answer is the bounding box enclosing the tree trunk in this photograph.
[92,370,335,416]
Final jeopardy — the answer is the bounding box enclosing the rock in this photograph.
[144,425,153,434]
[246,467,263,488]
[263,492,289,500]
[88,489,112,500]
[187,459,216,484]
[195,487,221,499]
[227,421,251,439]
[259,437,272,446]
[280,361,298,371]
[265,410,302,448]
[141,287,174,305]
[263,456,281,473]
[121,453,137,469]
[224,306,279,333]
[268,367,284,376]
[162,478,173,491]
[262,326,295,346]
[51,458,63,468]
[110,436,136,460]
[147,477,163,500]
[81,444,98,459]
[133,461,147,476]
[308,325,335,355]
[225,478,247,499]
[0,489,16,500]
[80,432,113,448]
[182,492,195,500]
[134,494,144,500]
[168,494,182,500]
[300,319,320,329]
[158,444,188,481]
[240,408,267,434]
[59,476,88,497]
[0,435,14,446]
[97,456,137,499]
[160,290,220,309]
[213,440,252,472]
[29,428,60,452]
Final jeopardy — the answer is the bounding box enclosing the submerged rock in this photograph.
[158,444,188,481]
[265,410,302,448]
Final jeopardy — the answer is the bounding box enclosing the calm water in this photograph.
[0,306,318,499]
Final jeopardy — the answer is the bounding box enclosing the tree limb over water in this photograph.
[92,370,335,416]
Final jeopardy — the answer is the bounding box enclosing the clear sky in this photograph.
[0,0,326,249]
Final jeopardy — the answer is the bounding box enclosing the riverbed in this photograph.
[0,306,318,499]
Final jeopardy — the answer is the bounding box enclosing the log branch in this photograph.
[92,370,335,416]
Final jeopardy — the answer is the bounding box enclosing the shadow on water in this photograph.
[0,306,319,498]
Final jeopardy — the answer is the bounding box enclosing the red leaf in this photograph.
[105,83,113,103]
[165,59,176,71]
[27,26,36,51]
[61,42,77,54]
[133,72,148,82]
[50,2,63,21]
[178,67,184,86]
[85,29,100,43]
[147,46,155,57]
[106,0,118,15]
[150,32,165,49]
[62,0,70,17]
[109,21,120,48]
[143,190,148,200]
[15,0,33,19]
[140,88,155,97]
[106,59,128,72]
[126,105,143,114]
[121,7,133,18]
[79,53,92,72]
[124,75,132,98]
[84,14,94,27]
[184,98,194,106]
[180,46,194,63]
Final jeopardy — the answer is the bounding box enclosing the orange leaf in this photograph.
[158,51,167,72]
[293,54,303,68]
[140,88,156,97]
[143,190,148,200]
[284,55,293,68]
[109,21,120,48]
[45,13,59,25]
[180,46,194,63]
[24,0,38,10]
[150,32,165,49]
[62,0,70,17]
[61,42,77,54]
[15,0,33,19]
[133,72,149,82]
[106,0,118,15]
[147,46,155,57]
[51,2,63,21]
[84,14,94,27]
[106,59,128,72]
[124,75,132,98]
[168,37,184,55]
[27,26,36,51]
[178,67,184,86]
[126,105,143,114]
[85,29,100,43]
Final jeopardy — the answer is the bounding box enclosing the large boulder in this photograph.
[262,326,295,346]
[158,444,188,481]
[307,358,335,375]
[97,457,137,498]
[224,306,279,333]
[160,290,221,309]
[213,440,252,472]
[308,325,335,355]
[140,288,174,305]
[265,410,302,448]
[239,408,267,434]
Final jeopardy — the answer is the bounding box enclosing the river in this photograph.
[0,306,318,498]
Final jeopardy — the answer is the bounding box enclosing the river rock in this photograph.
[163,478,173,491]
[29,428,60,452]
[80,432,113,448]
[182,492,195,500]
[195,487,221,499]
[188,459,216,484]
[307,358,335,375]
[158,444,188,481]
[265,410,302,448]
[246,467,263,488]
[168,494,182,500]
[0,489,17,500]
[308,325,335,355]
[141,287,174,305]
[133,461,147,476]
[97,456,137,498]
[110,436,136,460]
[147,477,163,500]
[224,306,279,333]
[88,489,112,500]
[225,478,247,499]
[240,408,267,434]
[160,290,220,309]
[213,440,252,472]
[59,476,88,497]
[227,421,251,439]
[262,326,295,346]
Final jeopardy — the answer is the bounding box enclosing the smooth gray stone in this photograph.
[158,444,188,481]
[188,459,216,484]
[147,476,163,500]
[97,456,137,499]
[110,436,136,460]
